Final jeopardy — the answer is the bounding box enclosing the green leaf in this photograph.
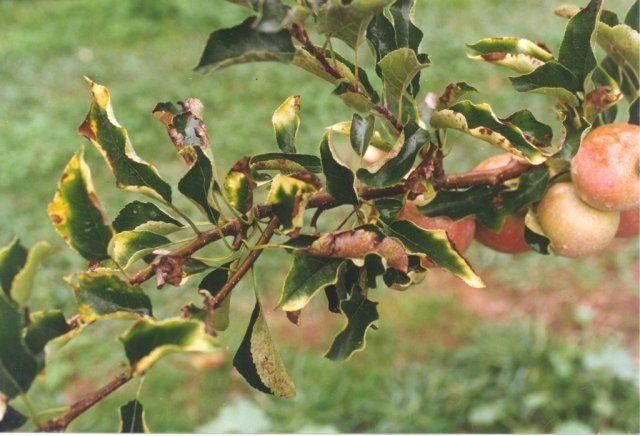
[384,220,484,288]
[350,113,375,156]
[195,17,295,73]
[502,166,550,212]
[374,198,405,222]
[250,153,322,174]
[558,0,601,87]
[509,61,581,106]
[430,101,550,164]
[233,299,296,398]
[377,48,430,101]
[596,22,640,75]
[630,98,639,125]
[436,82,478,110]
[524,208,551,254]
[367,12,397,68]
[357,122,429,187]
[253,0,289,33]
[389,0,425,95]
[278,254,343,311]
[119,317,217,376]
[109,231,171,270]
[0,238,27,300]
[272,95,300,153]
[467,37,554,74]
[24,310,73,355]
[48,147,114,261]
[72,269,152,323]
[198,265,232,332]
[503,109,554,150]
[320,131,358,206]
[0,405,27,431]
[10,241,54,307]
[332,83,375,112]
[78,80,172,202]
[0,294,39,398]
[265,174,319,233]
[224,157,256,215]
[325,287,378,361]
[119,400,150,433]
[178,146,220,224]
[625,0,639,31]
[556,114,591,160]
[316,0,393,48]
[113,201,182,235]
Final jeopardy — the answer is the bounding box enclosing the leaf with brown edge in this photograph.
[152,99,210,164]
[119,317,217,376]
[78,79,172,202]
[384,220,485,288]
[266,173,320,234]
[233,298,296,398]
[307,228,408,273]
[48,147,114,262]
[224,156,256,215]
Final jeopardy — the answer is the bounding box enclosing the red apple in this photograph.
[398,201,475,254]
[616,209,640,238]
[571,123,640,211]
[473,153,531,253]
[536,182,620,258]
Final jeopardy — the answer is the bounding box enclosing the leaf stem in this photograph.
[21,393,42,428]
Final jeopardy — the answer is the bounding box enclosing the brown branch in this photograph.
[205,217,280,311]
[289,23,403,132]
[39,373,132,432]
[434,157,533,189]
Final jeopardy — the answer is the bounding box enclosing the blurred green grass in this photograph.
[1,0,638,432]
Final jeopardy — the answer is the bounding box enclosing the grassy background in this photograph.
[1,0,638,432]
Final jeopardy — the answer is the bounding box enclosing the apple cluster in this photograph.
[367,123,639,258]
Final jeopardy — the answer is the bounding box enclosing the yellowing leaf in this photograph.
[119,317,217,376]
[272,96,300,153]
[266,174,319,233]
[48,147,114,262]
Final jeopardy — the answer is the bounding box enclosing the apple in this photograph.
[536,182,620,258]
[616,209,640,238]
[398,201,475,254]
[475,213,530,254]
[571,123,640,211]
[473,153,530,253]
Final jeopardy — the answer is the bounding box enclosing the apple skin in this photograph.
[571,123,640,211]
[616,209,640,238]
[536,182,620,258]
[473,153,531,253]
[475,214,530,253]
[398,201,475,254]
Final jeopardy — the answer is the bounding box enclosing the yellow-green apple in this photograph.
[536,182,620,257]
[616,209,639,238]
[571,123,640,211]
[473,153,530,253]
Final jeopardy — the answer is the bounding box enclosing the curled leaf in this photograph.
[278,254,343,312]
[320,131,358,206]
[178,146,220,223]
[78,79,172,202]
[307,229,408,273]
[224,156,257,215]
[266,174,320,234]
[109,231,172,270]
